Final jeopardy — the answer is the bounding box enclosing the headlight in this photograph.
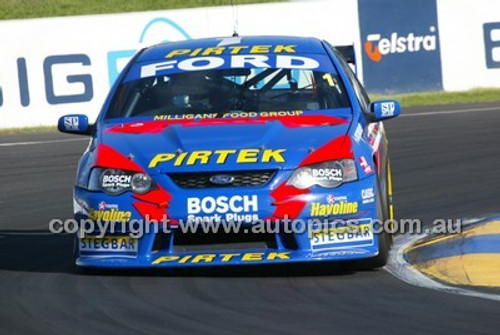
[287,159,357,189]
[88,168,155,195]
[131,173,153,194]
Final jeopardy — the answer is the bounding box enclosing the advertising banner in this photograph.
[358,0,443,94]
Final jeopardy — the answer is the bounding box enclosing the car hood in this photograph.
[100,113,352,174]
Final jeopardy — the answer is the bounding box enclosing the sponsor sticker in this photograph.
[88,205,132,222]
[63,116,79,131]
[187,195,259,223]
[165,44,297,58]
[152,251,291,265]
[311,167,343,183]
[79,236,138,253]
[364,28,437,63]
[361,188,375,204]
[359,156,373,174]
[310,199,358,217]
[101,174,132,189]
[140,55,320,79]
[354,124,363,142]
[149,149,286,168]
[153,110,304,121]
[310,223,374,248]
[380,102,396,117]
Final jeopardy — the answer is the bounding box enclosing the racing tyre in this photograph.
[347,166,392,270]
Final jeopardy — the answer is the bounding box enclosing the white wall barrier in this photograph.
[0,0,359,129]
[437,0,500,91]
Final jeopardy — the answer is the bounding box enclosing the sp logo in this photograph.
[64,116,79,130]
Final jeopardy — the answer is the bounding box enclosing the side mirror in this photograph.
[370,100,401,121]
[57,114,92,135]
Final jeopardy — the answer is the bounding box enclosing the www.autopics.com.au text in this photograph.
[48,216,463,239]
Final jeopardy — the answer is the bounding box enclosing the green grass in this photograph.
[370,88,500,107]
[0,0,284,20]
[0,125,57,134]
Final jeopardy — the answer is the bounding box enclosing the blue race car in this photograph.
[58,36,400,270]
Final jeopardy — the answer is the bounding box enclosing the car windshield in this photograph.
[106,66,351,120]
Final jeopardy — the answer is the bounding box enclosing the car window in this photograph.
[332,48,371,112]
[106,55,352,120]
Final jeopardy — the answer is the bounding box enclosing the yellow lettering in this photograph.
[267,252,290,260]
[274,45,296,53]
[237,149,259,163]
[191,254,216,263]
[202,47,226,56]
[190,48,203,56]
[149,153,175,168]
[311,203,320,216]
[310,202,359,217]
[123,212,131,222]
[242,253,264,261]
[250,45,271,53]
[229,46,248,54]
[174,152,188,166]
[352,203,358,213]
[166,49,191,58]
[186,150,212,165]
[220,253,241,262]
[262,149,286,163]
[214,149,237,164]
[152,255,180,264]
[178,255,192,264]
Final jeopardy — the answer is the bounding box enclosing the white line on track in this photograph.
[385,218,500,302]
[0,138,88,147]
[401,106,500,117]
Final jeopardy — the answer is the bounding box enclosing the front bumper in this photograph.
[74,175,380,268]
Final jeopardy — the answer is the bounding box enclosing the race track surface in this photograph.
[1,103,500,334]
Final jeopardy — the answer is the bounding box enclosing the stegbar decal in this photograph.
[152,252,291,265]
[149,149,286,167]
[310,223,374,248]
[80,236,138,253]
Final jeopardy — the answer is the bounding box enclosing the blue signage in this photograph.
[358,0,443,93]
[484,22,500,69]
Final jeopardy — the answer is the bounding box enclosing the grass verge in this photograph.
[0,125,57,134]
[370,88,500,107]
[0,0,284,20]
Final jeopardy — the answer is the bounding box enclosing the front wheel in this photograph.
[347,166,392,270]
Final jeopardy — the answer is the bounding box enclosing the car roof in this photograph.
[136,36,328,63]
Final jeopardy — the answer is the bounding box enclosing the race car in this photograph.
[58,36,400,270]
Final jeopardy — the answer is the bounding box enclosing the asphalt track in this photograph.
[1,103,500,334]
